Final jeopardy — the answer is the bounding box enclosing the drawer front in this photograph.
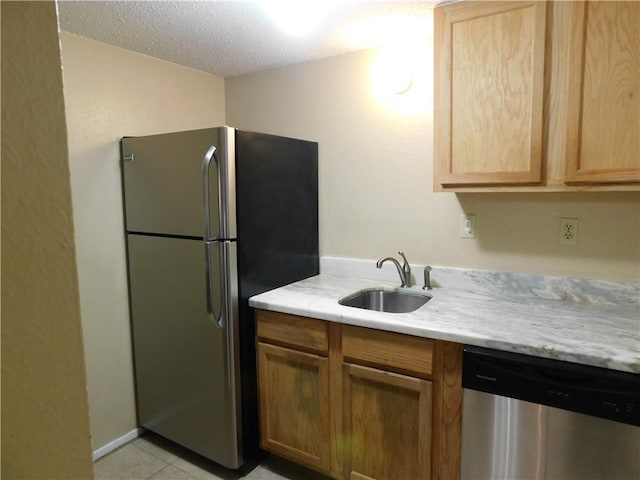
[256,310,328,354]
[342,325,434,378]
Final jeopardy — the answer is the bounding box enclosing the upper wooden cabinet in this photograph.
[564,1,640,184]
[435,1,547,186]
[434,1,640,192]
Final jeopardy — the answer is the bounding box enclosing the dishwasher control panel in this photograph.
[462,346,640,426]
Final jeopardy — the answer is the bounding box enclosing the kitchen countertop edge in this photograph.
[249,274,640,374]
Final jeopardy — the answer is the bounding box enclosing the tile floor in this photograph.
[94,433,332,480]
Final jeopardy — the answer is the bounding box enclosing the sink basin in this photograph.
[339,288,432,313]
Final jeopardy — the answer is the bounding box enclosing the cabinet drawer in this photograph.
[256,310,328,354]
[342,325,434,378]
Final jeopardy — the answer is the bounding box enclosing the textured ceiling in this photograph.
[58,1,436,78]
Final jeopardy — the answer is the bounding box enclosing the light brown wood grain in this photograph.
[342,363,432,480]
[257,342,331,473]
[565,1,640,184]
[329,323,344,479]
[439,342,464,480]
[435,1,640,192]
[342,324,435,378]
[435,1,546,186]
[255,310,463,480]
[257,309,328,354]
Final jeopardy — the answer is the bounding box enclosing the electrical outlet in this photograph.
[460,214,476,239]
[560,218,578,245]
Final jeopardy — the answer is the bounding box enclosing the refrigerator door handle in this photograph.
[202,145,223,328]
[220,241,235,390]
[204,241,224,328]
[205,240,235,385]
[219,241,231,337]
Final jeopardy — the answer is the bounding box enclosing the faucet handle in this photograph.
[398,251,411,287]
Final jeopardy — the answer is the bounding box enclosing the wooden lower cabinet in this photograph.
[256,310,463,480]
[257,341,332,473]
[342,363,433,480]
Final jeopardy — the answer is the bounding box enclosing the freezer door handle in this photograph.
[202,145,219,240]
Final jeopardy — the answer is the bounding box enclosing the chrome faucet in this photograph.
[376,251,411,287]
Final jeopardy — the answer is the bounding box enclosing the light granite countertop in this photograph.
[249,267,640,374]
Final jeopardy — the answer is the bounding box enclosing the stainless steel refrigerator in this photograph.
[121,127,318,469]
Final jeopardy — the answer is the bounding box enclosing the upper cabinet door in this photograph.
[564,1,640,184]
[435,1,547,187]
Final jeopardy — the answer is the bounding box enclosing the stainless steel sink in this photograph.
[338,288,432,313]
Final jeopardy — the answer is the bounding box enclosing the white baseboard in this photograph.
[93,428,142,461]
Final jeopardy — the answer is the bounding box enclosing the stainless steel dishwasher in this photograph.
[461,346,640,480]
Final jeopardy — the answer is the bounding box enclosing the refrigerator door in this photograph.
[126,234,242,467]
[121,127,236,240]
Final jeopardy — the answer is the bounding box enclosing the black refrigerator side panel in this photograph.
[235,130,319,462]
[236,130,319,295]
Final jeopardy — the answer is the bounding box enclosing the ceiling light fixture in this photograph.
[260,0,341,36]
[372,46,414,95]
[371,40,434,115]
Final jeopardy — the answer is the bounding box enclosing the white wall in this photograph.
[226,47,640,282]
[1,4,94,477]
[60,32,226,451]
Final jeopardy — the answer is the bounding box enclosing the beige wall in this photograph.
[1,3,94,478]
[60,32,226,451]
[50,15,639,458]
[226,47,640,282]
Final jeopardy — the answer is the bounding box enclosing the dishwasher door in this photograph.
[461,389,640,480]
[461,346,640,480]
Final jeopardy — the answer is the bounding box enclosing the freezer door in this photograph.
[127,234,242,467]
[121,127,236,239]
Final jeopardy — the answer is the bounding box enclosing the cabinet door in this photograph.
[257,342,331,473]
[342,363,433,480]
[435,1,547,187]
[565,1,640,184]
